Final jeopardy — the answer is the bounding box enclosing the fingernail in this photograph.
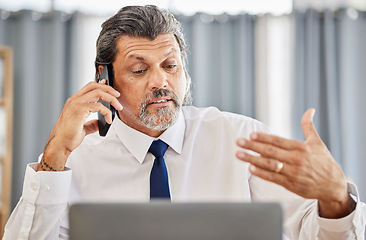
[115,91,121,97]
[311,109,315,121]
[238,152,246,158]
[249,165,256,172]
[238,139,245,146]
[251,132,258,140]
[116,104,123,110]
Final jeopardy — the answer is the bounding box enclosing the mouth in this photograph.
[148,98,172,106]
[141,89,180,111]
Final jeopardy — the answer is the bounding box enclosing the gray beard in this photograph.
[138,89,181,131]
[139,105,180,131]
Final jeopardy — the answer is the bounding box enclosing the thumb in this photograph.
[301,108,320,141]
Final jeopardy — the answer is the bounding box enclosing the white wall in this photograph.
[1,0,292,15]
[293,0,366,10]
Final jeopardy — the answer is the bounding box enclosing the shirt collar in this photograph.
[159,109,185,155]
[112,109,186,164]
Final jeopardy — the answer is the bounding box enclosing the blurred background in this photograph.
[0,0,366,214]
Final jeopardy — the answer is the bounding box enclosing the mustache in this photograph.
[140,89,180,108]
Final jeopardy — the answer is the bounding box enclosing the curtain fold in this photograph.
[177,13,256,117]
[294,8,366,200]
[0,11,71,208]
[0,11,109,208]
[338,10,366,200]
[255,14,293,138]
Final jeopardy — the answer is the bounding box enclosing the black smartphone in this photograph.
[98,64,116,137]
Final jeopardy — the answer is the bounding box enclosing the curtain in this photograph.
[0,10,71,208]
[294,8,366,200]
[255,14,293,138]
[179,12,293,137]
[177,13,256,117]
[0,10,107,209]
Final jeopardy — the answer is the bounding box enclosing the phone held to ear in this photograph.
[98,65,116,137]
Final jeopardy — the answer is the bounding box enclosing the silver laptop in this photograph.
[69,202,282,240]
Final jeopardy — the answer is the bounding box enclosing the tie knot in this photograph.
[149,140,168,158]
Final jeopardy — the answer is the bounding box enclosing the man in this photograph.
[4,5,366,240]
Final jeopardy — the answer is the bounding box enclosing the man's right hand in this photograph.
[37,80,123,171]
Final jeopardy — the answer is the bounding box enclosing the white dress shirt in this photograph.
[4,106,366,240]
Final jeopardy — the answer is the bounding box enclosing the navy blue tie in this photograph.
[149,140,170,199]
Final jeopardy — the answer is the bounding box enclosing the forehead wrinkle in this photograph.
[125,46,179,63]
[128,47,177,60]
[117,35,180,62]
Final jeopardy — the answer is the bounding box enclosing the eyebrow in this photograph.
[164,48,177,57]
[128,55,145,61]
[128,48,178,61]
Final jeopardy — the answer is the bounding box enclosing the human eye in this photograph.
[131,63,148,76]
[164,59,178,71]
[165,64,177,69]
[132,69,147,75]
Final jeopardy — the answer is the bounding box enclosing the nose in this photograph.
[148,68,168,90]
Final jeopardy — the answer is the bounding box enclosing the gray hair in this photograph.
[95,5,191,105]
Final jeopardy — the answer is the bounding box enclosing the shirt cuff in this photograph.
[317,182,360,232]
[22,163,72,205]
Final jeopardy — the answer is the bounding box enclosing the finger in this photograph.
[84,119,99,135]
[81,89,123,111]
[87,102,113,124]
[250,164,315,199]
[236,150,285,174]
[236,138,294,164]
[75,81,120,98]
[248,163,289,188]
[248,133,303,151]
[301,108,321,142]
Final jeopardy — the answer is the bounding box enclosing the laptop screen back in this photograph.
[69,202,282,240]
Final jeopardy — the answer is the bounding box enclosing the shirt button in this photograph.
[42,185,51,192]
[19,232,28,239]
[30,183,38,191]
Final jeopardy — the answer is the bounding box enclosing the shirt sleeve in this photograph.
[3,163,72,240]
[250,175,366,240]
[316,182,366,239]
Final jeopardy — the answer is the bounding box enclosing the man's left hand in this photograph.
[236,108,356,218]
